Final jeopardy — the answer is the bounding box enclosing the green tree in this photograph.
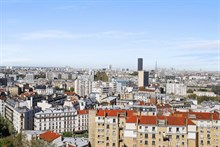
[94,72,109,82]
[188,94,197,99]
[62,132,73,137]
[70,87,74,92]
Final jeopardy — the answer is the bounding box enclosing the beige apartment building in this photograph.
[173,111,220,147]
[89,109,200,147]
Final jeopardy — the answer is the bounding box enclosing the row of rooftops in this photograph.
[35,108,88,115]
[95,109,220,126]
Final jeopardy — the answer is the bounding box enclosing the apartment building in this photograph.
[89,109,197,147]
[4,98,40,133]
[35,108,89,133]
[173,111,220,147]
[0,97,6,116]
[34,107,77,133]
[166,83,187,96]
[75,110,89,132]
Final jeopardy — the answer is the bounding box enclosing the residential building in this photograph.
[173,111,220,147]
[4,98,40,133]
[0,97,6,116]
[75,110,89,132]
[34,107,77,133]
[89,109,197,147]
[74,78,92,97]
[166,83,187,96]
[193,91,217,97]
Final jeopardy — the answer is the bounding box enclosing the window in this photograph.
[176,135,180,139]
[169,127,172,132]
[145,141,148,145]
[176,128,179,132]
[152,141,155,145]
[152,127,156,131]
[107,125,110,129]
[182,142,185,145]
[145,134,148,138]
[140,140,142,144]
[152,134,156,139]
[113,143,116,147]
[201,140,204,145]
[207,141,210,145]
[139,126,142,129]
[106,137,109,140]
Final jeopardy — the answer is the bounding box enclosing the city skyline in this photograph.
[0,0,219,71]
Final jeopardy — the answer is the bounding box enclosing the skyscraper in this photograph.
[137,58,143,71]
[138,71,149,87]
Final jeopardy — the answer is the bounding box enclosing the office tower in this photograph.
[138,58,143,71]
[109,65,112,70]
[138,71,149,87]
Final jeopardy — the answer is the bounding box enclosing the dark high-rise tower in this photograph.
[138,58,143,71]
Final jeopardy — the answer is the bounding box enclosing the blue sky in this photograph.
[1,0,219,71]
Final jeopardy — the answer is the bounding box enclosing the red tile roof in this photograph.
[187,119,195,125]
[96,110,106,116]
[174,111,220,120]
[39,131,61,142]
[126,116,138,123]
[78,110,89,115]
[139,116,157,125]
[166,116,185,126]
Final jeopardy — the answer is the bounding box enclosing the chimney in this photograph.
[184,118,188,125]
[210,113,213,121]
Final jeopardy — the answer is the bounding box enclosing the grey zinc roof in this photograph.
[63,137,89,147]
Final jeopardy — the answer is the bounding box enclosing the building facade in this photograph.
[166,83,187,96]
[89,109,204,147]
[138,71,149,88]
[34,107,77,133]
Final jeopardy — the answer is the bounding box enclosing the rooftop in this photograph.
[39,131,61,142]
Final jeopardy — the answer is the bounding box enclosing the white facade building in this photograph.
[193,91,217,97]
[75,110,89,132]
[34,107,77,133]
[0,98,5,116]
[74,78,92,97]
[166,83,187,96]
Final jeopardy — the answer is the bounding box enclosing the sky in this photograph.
[0,0,219,71]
